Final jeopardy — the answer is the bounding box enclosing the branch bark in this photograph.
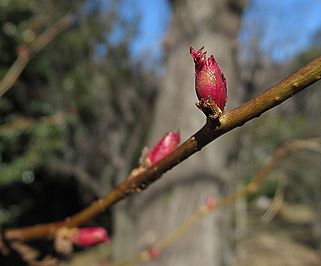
[4,56,321,241]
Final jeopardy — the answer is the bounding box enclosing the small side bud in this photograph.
[71,227,111,247]
[146,131,180,166]
[148,246,161,259]
[205,194,217,210]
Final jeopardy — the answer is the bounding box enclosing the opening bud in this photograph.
[71,227,111,247]
[190,46,227,113]
[146,131,180,166]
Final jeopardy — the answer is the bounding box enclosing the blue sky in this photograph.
[120,0,170,62]
[240,0,321,61]
[127,0,321,63]
[126,0,170,57]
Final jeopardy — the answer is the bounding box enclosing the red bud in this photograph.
[205,194,217,210]
[147,131,180,166]
[190,47,227,111]
[148,246,161,258]
[71,227,111,247]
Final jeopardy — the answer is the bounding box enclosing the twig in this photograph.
[10,241,57,266]
[4,56,321,241]
[115,137,321,266]
[0,112,64,137]
[0,15,74,97]
[260,175,286,224]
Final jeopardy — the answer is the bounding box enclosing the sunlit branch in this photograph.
[4,56,321,241]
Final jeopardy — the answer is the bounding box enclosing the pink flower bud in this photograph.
[205,194,217,210]
[71,227,111,247]
[148,246,161,258]
[190,47,227,111]
[147,131,180,166]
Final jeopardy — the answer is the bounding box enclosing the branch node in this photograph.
[196,98,223,121]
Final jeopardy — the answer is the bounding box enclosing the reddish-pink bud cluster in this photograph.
[190,47,227,111]
[71,227,111,247]
[146,131,180,166]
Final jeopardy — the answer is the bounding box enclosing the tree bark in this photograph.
[115,1,245,265]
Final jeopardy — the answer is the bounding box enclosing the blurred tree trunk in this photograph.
[114,0,245,265]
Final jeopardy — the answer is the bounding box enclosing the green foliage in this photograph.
[0,115,65,186]
[0,0,155,232]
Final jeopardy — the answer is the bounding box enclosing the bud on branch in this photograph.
[190,46,227,119]
[146,131,181,166]
[71,227,111,247]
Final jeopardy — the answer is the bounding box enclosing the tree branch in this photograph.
[4,56,321,241]
[0,15,74,97]
[115,137,321,266]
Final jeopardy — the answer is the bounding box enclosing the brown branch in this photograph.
[0,15,74,97]
[10,241,57,266]
[4,56,321,242]
[0,112,64,136]
[115,137,321,266]
[260,176,286,224]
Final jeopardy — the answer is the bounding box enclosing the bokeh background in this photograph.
[0,0,320,265]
